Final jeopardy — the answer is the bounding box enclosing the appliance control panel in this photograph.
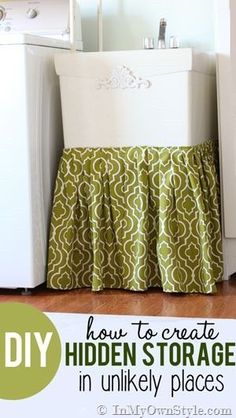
[0,0,72,36]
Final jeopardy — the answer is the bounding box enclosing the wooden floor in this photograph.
[0,278,236,318]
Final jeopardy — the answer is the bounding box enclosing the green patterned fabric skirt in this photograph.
[47,139,223,293]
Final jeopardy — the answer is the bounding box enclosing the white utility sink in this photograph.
[55,48,217,148]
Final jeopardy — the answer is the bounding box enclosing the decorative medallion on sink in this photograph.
[98,65,152,89]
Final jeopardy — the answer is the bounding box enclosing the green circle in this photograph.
[0,302,61,400]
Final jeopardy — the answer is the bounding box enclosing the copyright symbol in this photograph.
[97,405,107,415]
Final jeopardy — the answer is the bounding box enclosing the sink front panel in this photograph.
[56,50,217,148]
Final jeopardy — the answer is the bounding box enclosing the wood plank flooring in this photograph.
[0,278,235,318]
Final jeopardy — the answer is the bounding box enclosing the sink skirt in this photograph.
[47,139,223,293]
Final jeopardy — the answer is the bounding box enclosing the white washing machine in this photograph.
[0,0,82,291]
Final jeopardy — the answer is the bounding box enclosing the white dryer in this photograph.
[0,0,82,291]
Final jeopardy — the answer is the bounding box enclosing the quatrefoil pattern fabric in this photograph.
[47,139,223,293]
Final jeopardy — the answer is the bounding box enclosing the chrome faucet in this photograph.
[158,18,167,49]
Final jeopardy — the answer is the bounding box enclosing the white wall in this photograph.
[79,0,215,52]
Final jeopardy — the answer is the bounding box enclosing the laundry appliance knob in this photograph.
[26,8,38,19]
[0,6,6,21]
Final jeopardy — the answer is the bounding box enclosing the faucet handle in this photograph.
[158,18,167,49]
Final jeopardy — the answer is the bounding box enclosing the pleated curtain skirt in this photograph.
[47,139,223,293]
